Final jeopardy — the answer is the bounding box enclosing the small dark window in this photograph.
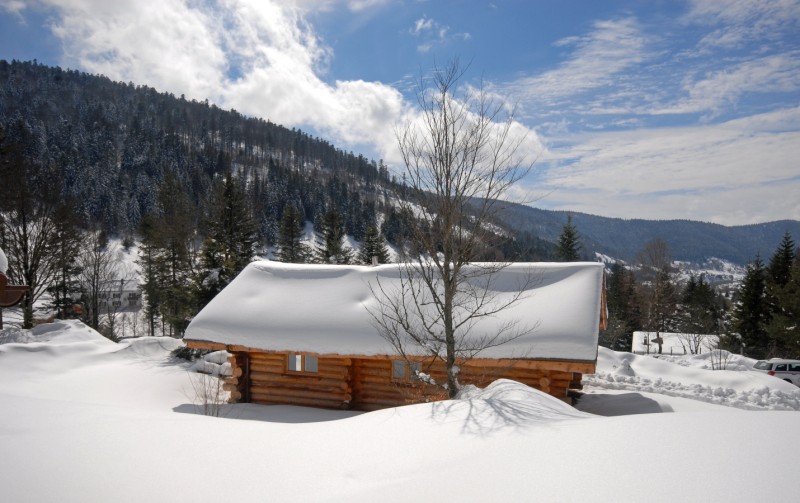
[775,364,788,372]
[789,364,800,372]
[288,354,317,373]
[392,360,421,381]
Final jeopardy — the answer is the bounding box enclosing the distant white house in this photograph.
[632,331,719,355]
[95,279,141,312]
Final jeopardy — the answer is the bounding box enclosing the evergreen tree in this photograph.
[314,207,351,264]
[767,232,796,288]
[358,224,391,265]
[600,262,640,351]
[137,214,163,337]
[764,234,799,357]
[676,274,722,353]
[275,205,310,263]
[136,174,196,337]
[44,206,83,319]
[733,256,770,358]
[555,215,582,262]
[196,172,259,308]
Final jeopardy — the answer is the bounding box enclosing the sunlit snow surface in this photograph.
[1,320,798,502]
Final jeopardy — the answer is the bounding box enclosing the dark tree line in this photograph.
[732,232,799,359]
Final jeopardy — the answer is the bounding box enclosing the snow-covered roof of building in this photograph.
[184,260,604,361]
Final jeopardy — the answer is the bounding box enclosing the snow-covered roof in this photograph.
[184,261,605,361]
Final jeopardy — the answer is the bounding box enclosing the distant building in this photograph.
[94,279,141,312]
[632,331,719,355]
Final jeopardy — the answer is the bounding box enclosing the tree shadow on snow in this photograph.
[426,395,592,437]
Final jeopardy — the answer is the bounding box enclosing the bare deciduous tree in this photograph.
[0,128,77,328]
[370,60,537,398]
[77,229,134,339]
[636,239,677,354]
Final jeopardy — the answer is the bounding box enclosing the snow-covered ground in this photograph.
[1,321,798,502]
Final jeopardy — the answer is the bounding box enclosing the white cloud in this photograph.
[687,0,800,49]
[0,0,26,15]
[12,0,411,162]
[501,18,648,106]
[12,0,534,173]
[532,107,800,225]
[407,15,470,54]
[655,52,800,116]
[411,16,434,35]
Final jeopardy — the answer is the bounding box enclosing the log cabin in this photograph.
[183,261,607,411]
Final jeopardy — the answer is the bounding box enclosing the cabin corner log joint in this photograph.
[184,262,605,411]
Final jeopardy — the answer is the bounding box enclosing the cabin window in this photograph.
[392,360,421,381]
[287,354,318,373]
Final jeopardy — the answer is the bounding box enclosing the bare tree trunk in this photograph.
[369,59,539,399]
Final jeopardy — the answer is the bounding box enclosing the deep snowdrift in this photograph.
[0,321,798,502]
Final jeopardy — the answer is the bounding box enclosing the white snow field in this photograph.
[1,321,798,502]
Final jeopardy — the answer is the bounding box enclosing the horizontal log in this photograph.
[250,385,351,402]
[223,376,238,386]
[250,392,350,410]
[249,376,350,394]
[249,363,284,374]
[184,340,227,351]
[231,366,243,378]
[468,358,596,374]
[249,361,351,378]
[222,382,238,392]
[252,397,349,410]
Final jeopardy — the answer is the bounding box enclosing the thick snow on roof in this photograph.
[185,261,604,361]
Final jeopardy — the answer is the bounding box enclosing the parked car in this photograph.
[752,359,800,386]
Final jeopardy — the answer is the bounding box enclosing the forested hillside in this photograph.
[497,204,800,265]
[0,59,552,259]
[0,59,398,242]
[2,59,796,267]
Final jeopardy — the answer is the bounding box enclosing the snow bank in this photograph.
[185,260,604,360]
[585,347,800,410]
[0,321,799,502]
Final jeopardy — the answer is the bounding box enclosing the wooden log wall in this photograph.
[191,340,593,409]
[245,352,354,409]
[349,358,446,412]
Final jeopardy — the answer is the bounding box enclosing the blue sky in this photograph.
[1,0,798,225]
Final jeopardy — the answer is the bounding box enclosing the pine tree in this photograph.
[767,232,796,288]
[733,256,770,358]
[600,262,640,351]
[555,215,582,262]
[136,174,196,337]
[358,224,391,265]
[314,207,351,264]
[196,172,259,308]
[765,233,799,357]
[676,274,722,353]
[45,206,83,319]
[276,205,310,263]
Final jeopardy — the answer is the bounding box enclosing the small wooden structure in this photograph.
[184,261,606,411]
[0,247,30,329]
